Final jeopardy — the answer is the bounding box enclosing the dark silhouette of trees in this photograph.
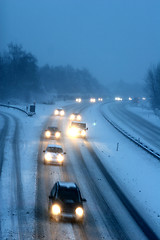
[0,43,107,102]
[0,43,40,101]
[146,63,160,109]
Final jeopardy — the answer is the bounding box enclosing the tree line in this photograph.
[0,43,106,103]
[146,63,160,110]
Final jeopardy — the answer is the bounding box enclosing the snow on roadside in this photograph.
[126,103,160,128]
[82,103,160,236]
[0,101,71,239]
[102,102,160,154]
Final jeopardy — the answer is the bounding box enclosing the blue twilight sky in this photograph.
[0,0,160,86]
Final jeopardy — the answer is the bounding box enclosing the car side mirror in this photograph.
[86,128,88,130]
[43,150,45,152]
[64,152,66,154]
[49,195,52,199]
[82,198,87,202]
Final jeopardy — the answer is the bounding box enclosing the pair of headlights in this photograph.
[51,204,84,217]
[68,128,86,137]
[45,131,61,138]
[54,110,65,116]
[44,153,64,162]
[70,114,81,121]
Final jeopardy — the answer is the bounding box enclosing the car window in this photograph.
[51,185,57,197]
[58,187,80,202]
[48,127,57,131]
[47,147,63,153]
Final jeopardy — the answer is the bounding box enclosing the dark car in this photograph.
[44,126,61,139]
[48,181,86,222]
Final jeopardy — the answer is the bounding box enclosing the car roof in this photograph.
[47,144,62,148]
[47,126,58,129]
[71,121,86,124]
[57,181,77,189]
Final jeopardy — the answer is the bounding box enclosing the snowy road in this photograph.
[102,102,160,152]
[34,103,129,240]
[0,112,30,239]
[0,101,160,240]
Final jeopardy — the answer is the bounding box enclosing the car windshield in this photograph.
[47,147,63,153]
[71,123,86,129]
[48,127,58,132]
[58,187,80,202]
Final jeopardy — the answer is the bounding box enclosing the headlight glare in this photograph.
[70,114,75,120]
[44,153,52,161]
[60,110,65,116]
[75,207,84,217]
[52,204,61,215]
[45,130,51,138]
[54,110,59,115]
[77,115,81,121]
[68,127,78,137]
[57,154,64,162]
[81,130,86,136]
[55,131,61,138]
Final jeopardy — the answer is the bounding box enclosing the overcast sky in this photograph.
[1,0,160,86]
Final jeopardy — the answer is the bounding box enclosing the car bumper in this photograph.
[44,159,63,165]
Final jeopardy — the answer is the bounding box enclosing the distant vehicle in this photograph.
[69,113,82,121]
[44,127,61,139]
[54,108,65,116]
[98,98,103,102]
[68,121,88,138]
[90,98,96,103]
[75,98,81,103]
[48,181,86,222]
[115,97,123,101]
[43,144,66,165]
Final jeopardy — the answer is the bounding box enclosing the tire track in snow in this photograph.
[0,112,27,239]
[0,113,9,175]
[0,113,10,240]
[12,115,27,239]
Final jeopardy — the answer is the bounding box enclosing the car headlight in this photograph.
[68,127,78,137]
[51,204,61,215]
[54,110,59,115]
[44,153,52,161]
[60,110,65,116]
[70,114,75,120]
[57,154,64,162]
[77,115,81,121]
[55,131,61,138]
[81,130,86,137]
[75,207,84,217]
[45,130,51,138]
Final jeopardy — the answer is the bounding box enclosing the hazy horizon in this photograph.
[1,0,160,87]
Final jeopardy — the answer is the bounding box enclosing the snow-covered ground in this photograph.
[82,102,160,236]
[126,103,160,128]
[0,101,71,239]
[0,100,160,238]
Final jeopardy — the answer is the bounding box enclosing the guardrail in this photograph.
[0,104,35,116]
[99,105,160,161]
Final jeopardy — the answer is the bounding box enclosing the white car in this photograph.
[68,121,88,138]
[43,144,66,165]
